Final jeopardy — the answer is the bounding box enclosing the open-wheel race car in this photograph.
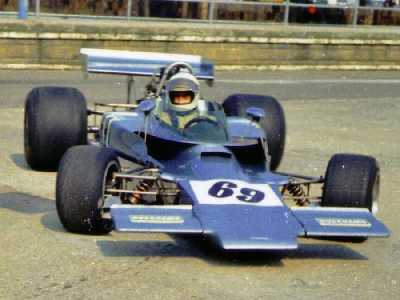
[24,49,389,250]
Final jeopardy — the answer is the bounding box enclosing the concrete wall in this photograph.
[1,19,400,70]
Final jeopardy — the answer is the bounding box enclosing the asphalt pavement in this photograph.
[0,70,399,299]
[2,70,400,107]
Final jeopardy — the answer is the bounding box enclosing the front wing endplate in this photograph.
[291,207,390,237]
[111,204,202,233]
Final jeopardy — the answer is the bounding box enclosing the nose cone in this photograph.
[198,205,303,250]
[177,179,304,250]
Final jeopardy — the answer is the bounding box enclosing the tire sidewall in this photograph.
[56,146,120,234]
[322,154,379,212]
[24,87,87,170]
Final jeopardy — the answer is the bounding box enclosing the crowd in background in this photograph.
[0,0,399,25]
[0,0,270,20]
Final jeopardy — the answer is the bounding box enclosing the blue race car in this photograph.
[24,49,389,250]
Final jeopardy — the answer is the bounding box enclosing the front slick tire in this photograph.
[56,146,120,234]
[322,153,380,213]
[321,153,380,243]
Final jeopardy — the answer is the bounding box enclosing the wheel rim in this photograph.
[99,161,120,211]
[371,171,380,215]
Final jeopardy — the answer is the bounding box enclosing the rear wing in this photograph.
[80,48,214,81]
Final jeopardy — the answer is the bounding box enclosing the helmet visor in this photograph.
[169,90,195,105]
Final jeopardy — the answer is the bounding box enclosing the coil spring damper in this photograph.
[285,183,309,206]
[130,179,154,204]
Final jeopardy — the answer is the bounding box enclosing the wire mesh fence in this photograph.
[1,0,400,26]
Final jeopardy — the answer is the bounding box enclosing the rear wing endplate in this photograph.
[80,48,214,81]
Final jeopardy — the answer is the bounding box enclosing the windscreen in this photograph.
[154,100,229,144]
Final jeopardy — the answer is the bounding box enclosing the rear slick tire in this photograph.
[223,94,286,171]
[24,87,87,171]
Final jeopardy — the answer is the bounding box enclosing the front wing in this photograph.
[110,204,389,250]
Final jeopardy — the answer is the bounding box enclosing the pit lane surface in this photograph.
[0,70,399,299]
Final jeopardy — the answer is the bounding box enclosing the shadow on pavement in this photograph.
[96,234,367,265]
[0,189,65,232]
[10,153,30,171]
[96,237,282,267]
[10,153,58,173]
[41,211,67,233]
[0,191,54,215]
[284,243,367,260]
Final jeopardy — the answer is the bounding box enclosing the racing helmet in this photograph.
[166,70,200,113]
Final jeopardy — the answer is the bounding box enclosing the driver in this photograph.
[159,70,201,129]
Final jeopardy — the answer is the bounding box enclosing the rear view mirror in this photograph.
[246,107,265,122]
[138,100,156,115]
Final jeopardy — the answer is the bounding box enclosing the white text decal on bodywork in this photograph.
[316,218,372,228]
[129,215,184,224]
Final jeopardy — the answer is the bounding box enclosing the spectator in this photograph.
[382,0,395,24]
[150,0,178,18]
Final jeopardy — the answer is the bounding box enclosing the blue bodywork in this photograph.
[103,109,389,250]
[81,49,389,250]
[81,48,214,80]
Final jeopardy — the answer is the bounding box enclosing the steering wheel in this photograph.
[183,116,219,130]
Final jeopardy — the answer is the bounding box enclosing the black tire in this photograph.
[56,146,120,234]
[322,154,380,214]
[223,94,286,171]
[24,87,87,171]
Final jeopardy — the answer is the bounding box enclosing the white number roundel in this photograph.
[189,179,282,206]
